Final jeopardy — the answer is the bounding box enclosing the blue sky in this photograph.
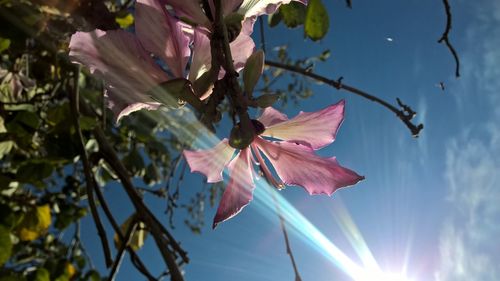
[78,0,500,280]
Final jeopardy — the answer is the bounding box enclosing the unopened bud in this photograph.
[229,121,255,149]
[243,50,265,97]
[253,93,280,108]
[148,78,204,111]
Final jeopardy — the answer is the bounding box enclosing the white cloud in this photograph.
[435,1,500,280]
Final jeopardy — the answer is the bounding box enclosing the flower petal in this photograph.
[189,28,212,82]
[255,137,364,195]
[258,106,288,127]
[189,28,254,97]
[136,0,191,78]
[163,0,210,27]
[238,0,307,19]
[230,32,256,73]
[213,149,255,228]
[261,100,345,149]
[69,29,168,122]
[183,139,235,183]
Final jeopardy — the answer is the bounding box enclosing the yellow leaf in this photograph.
[65,263,76,279]
[114,214,148,251]
[116,13,134,29]
[16,205,51,241]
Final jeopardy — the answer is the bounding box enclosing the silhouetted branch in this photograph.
[270,188,302,281]
[69,65,113,268]
[345,0,352,9]
[108,219,138,281]
[77,96,187,280]
[265,60,424,137]
[438,0,460,77]
[91,173,157,281]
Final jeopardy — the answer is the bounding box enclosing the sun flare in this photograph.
[355,270,413,281]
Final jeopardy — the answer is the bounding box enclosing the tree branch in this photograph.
[77,96,187,280]
[438,0,460,77]
[69,65,113,268]
[92,126,186,281]
[264,60,424,137]
[91,172,157,281]
[108,219,138,281]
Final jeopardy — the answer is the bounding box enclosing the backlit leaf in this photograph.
[304,0,329,41]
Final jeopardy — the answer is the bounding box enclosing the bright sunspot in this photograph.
[356,271,413,281]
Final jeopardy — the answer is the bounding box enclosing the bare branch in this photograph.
[438,0,460,77]
[108,219,138,281]
[345,0,352,9]
[270,188,302,281]
[69,65,113,268]
[265,60,424,137]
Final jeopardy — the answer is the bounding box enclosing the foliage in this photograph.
[0,0,439,279]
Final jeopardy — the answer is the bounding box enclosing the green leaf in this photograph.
[280,2,306,28]
[0,116,6,133]
[79,116,97,131]
[0,225,13,266]
[123,149,145,177]
[0,141,14,159]
[17,161,54,186]
[0,37,10,53]
[268,10,282,27]
[304,0,329,41]
[253,93,281,108]
[34,268,50,281]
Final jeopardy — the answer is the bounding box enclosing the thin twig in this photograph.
[259,17,267,53]
[69,65,113,268]
[91,174,157,281]
[438,0,460,77]
[265,60,424,137]
[108,219,138,281]
[91,125,186,281]
[77,95,186,279]
[270,188,302,281]
[345,0,352,8]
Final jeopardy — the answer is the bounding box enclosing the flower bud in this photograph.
[148,78,204,111]
[253,93,280,108]
[243,50,265,97]
[229,120,255,149]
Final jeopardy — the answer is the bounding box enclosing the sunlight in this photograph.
[354,270,413,281]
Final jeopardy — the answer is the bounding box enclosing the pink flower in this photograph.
[69,0,191,122]
[183,100,364,228]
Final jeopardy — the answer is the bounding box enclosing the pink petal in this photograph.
[136,0,191,78]
[213,149,255,228]
[183,139,235,183]
[189,28,254,96]
[238,0,307,19]
[188,28,212,82]
[69,30,168,122]
[261,100,345,150]
[162,0,210,27]
[230,32,256,73]
[258,106,288,127]
[255,137,364,195]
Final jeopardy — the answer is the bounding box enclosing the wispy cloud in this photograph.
[435,1,500,280]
